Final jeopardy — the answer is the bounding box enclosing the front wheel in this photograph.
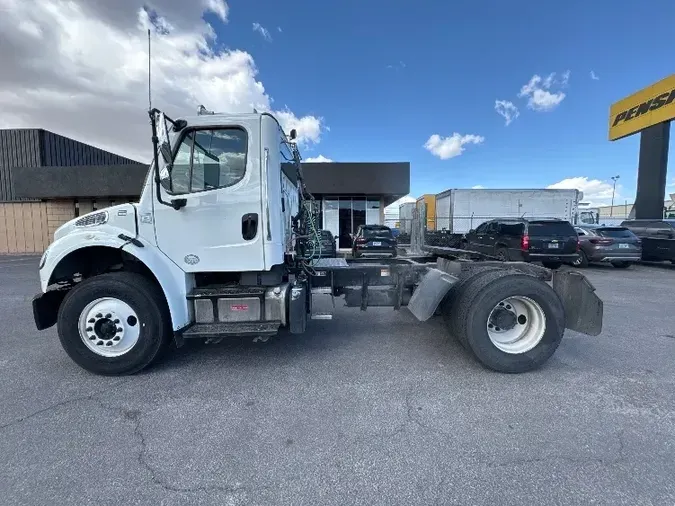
[451,271,565,373]
[57,272,171,375]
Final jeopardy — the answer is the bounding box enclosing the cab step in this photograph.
[187,286,267,299]
[181,321,282,339]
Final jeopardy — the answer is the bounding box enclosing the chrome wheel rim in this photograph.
[487,296,546,354]
[78,297,140,357]
[573,254,583,266]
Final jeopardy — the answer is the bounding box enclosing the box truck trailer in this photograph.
[434,189,589,234]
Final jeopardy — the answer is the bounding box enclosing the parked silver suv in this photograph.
[573,225,641,268]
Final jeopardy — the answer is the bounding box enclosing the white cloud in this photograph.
[277,26,282,32]
[547,177,622,206]
[386,61,406,70]
[518,72,568,112]
[0,0,323,161]
[275,109,323,146]
[304,155,333,163]
[590,70,600,81]
[561,70,570,87]
[424,133,484,160]
[494,100,519,126]
[471,185,485,189]
[252,22,272,41]
[528,89,566,111]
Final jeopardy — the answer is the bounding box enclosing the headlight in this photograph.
[75,211,108,227]
[39,247,49,270]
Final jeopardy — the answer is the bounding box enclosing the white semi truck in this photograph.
[435,189,598,234]
[32,108,603,376]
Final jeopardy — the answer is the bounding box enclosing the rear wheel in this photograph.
[441,268,503,349]
[451,271,565,373]
[542,260,562,270]
[57,272,171,375]
[611,261,632,269]
[572,251,589,268]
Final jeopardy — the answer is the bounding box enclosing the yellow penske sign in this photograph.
[609,74,675,141]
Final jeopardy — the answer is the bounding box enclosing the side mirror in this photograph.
[290,129,297,140]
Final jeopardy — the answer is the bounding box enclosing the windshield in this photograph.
[528,221,575,236]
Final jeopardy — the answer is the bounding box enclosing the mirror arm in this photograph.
[149,109,176,209]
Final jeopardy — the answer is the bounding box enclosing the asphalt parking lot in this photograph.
[1,256,675,506]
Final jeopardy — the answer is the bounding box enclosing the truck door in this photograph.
[153,118,265,272]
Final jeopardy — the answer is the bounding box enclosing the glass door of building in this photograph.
[324,197,383,249]
[338,199,352,248]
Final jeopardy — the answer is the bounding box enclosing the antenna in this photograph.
[147,29,152,111]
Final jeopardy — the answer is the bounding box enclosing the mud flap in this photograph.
[408,268,458,321]
[552,271,603,336]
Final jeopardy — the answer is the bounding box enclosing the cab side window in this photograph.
[168,128,248,194]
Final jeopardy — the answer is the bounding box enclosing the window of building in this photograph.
[168,128,247,194]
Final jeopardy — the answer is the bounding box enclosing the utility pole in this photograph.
[610,175,620,216]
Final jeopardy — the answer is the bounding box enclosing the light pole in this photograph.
[610,175,620,216]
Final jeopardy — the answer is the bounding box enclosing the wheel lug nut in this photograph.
[96,340,104,346]
[96,313,102,318]
[88,318,95,323]
[105,313,112,319]
[86,327,93,332]
[116,327,123,333]
[114,319,120,324]
[113,336,121,341]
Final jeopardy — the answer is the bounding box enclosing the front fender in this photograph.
[40,229,128,291]
[41,231,192,331]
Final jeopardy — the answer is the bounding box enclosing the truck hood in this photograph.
[54,203,138,241]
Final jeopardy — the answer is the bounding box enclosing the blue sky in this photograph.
[216,0,675,204]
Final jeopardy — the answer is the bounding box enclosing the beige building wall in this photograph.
[0,198,131,254]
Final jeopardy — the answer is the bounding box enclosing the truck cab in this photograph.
[34,109,305,374]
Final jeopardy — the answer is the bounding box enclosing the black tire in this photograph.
[440,268,504,349]
[542,260,562,270]
[453,271,565,373]
[572,251,589,268]
[496,247,509,262]
[611,261,631,269]
[57,272,171,376]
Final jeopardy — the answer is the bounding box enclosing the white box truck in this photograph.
[434,189,589,234]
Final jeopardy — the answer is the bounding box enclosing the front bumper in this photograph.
[32,290,68,331]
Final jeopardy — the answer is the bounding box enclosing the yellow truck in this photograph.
[416,194,436,230]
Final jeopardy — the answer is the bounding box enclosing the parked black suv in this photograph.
[352,225,397,257]
[462,218,579,269]
[620,219,675,263]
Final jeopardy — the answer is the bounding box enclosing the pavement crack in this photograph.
[0,379,132,431]
[108,403,256,495]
